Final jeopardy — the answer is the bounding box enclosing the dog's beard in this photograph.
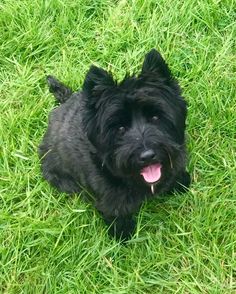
[101,142,178,194]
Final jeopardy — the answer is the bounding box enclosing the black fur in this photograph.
[39,49,190,240]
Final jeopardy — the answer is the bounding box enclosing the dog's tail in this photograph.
[46,75,73,104]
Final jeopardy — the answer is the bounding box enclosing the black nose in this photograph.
[140,149,156,162]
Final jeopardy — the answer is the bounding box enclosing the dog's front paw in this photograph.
[105,216,136,241]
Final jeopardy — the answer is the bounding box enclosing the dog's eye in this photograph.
[118,126,126,135]
[151,115,159,122]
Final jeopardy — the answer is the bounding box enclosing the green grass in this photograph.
[0,0,235,293]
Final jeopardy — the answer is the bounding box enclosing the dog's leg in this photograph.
[96,196,140,241]
[43,169,81,194]
[103,215,136,241]
[100,215,136,241]
[173,170,191,193]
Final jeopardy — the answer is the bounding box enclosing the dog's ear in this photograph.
[47,76,73,103]
[141,49,172,79]
[83,65,115,95]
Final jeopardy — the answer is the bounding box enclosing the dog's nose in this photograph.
[140,149,156,162]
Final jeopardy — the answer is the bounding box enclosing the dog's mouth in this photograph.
[140,163,162,194]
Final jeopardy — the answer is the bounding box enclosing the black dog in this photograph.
[39,49,190,240]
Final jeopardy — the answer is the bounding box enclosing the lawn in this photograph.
[0,0,235,293]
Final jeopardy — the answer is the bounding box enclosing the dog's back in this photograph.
[39,85,86,193]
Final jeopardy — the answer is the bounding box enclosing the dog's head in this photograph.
[82,49,187,192]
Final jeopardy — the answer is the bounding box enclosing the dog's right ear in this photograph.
[83,65,115,96]
[47,76,73,103]
[141,49,172,79]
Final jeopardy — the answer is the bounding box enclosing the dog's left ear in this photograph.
[141,49,172,79]
[83,65,115,96]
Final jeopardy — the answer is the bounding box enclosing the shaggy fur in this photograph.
[39,49,190,240]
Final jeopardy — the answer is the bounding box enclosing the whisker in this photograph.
[167,150,173,169]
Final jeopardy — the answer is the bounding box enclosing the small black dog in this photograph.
[39,49,190,240]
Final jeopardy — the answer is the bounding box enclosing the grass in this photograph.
[0,0,235,293]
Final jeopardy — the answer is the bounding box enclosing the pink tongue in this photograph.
[140,164,162,183]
